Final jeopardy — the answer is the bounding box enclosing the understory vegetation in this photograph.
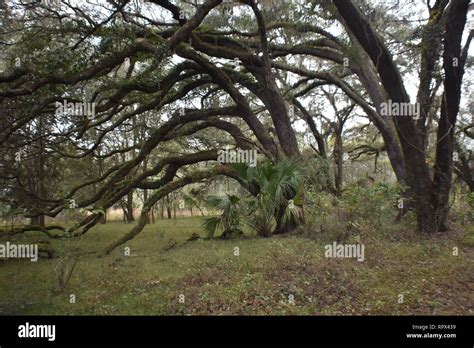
[1,187,472,315]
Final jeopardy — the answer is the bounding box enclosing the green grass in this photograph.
[0,216,472,315]
[460,224,474,247]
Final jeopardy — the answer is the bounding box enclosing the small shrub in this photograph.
[340,182,402,224]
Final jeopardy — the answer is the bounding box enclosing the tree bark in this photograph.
[333,0,436,232]
[416,0,449,149]
[333,126,343,195]
[126,190,134,222]
[433,0,470,230]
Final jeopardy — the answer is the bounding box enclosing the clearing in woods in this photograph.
[0,217,472,315]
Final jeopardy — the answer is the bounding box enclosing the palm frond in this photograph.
[280,199,304,226]
[202,216,221,239]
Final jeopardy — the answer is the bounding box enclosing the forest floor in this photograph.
[0,216,473,315]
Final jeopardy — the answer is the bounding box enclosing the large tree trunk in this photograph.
[259,82,301,157]
[333,0,469,232]
[433,0,470,230]
[415,0,449,149]
[345,30,407,185]
[333,0,437,232]
[241,0,301,158]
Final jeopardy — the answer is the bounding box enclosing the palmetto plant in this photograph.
[202,194,243,239]
[233,159,304,237]
[203,159,304,238]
